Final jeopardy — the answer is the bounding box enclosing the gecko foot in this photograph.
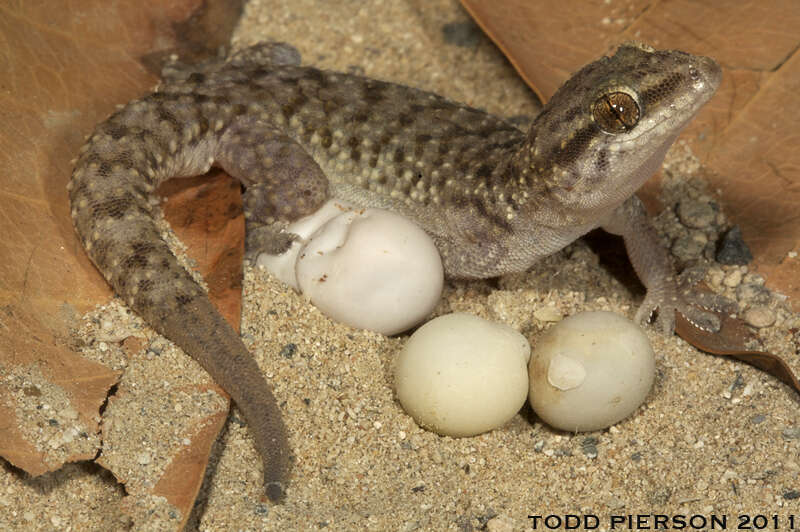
[244,222,298,261]
[636,267,738,335]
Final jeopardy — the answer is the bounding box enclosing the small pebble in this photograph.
[581,437,599,459]
[441,20,482,48]
[59,407,79,420]
[707,267,725,287]
[137,452,152,465]
[736,283,771,305]
[533,306,562,322]
[671,234,705,261]
[743,306,776,328]
[723,269,743,288]
[716,226,753,265]
[486,514,515,532]
[782,427,800,440]
[676,199,715,228]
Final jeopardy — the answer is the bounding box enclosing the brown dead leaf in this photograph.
[461,0,800,309]
[676,312,800,398]
[0,304,120,476]
[0,0,246,529]
[160,171,246,328]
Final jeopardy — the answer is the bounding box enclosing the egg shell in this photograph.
[395,313,531,437]
[256,199,353,290]
[528,311,655,432]
[296,207,443,335]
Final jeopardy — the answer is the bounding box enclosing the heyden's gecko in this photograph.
[68,42,721,501]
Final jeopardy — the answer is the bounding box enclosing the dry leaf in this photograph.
[0,0,245,529]
[461,0,800,309]
[676,311,800,398]
[0,304,120,475]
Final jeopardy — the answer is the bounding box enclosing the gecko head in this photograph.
[524,42,721,215]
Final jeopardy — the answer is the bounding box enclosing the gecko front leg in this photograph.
[602,195,722,334]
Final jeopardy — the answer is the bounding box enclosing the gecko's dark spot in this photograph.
[106,124,129,140]
[84,152,103,167]
[368,154,379,168]
[476,163,492,180]
[393,147,405,163]
[397,113,414,127]
[91,194,136,220]
[98,161,112,176]
[137,278,154,293]
[110,152,135,169]
[347,136,360,150]
[233,103,247,116]
[560,105,583,127]
[376,132,393,149]
[471,197,511,233]
[319,127,332,149]
[323,100,338,115]
[303,68,327,87]
[437,143,449,156]
[350,148,361,162]
[353,111,369,123]
[282,92,308,118]
[363,82,386,105]
[640,73,683,106]
[175,293,194,306]
[187,72,206,84]
[550,125,597,167]
[594,149,609,173]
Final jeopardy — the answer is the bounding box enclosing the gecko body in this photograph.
[68,42,721,501]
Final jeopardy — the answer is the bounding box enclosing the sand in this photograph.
[2,1,799,530]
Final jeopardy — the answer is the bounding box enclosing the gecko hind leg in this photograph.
[215,117,329,258]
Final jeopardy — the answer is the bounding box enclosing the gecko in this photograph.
[68,41,721,502]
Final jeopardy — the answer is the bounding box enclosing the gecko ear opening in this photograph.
[591,91,640,133]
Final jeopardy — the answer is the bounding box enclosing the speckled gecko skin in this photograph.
[68,42,721,501]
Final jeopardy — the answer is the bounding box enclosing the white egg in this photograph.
[395,313,531,437]
[257,199,443,335]
[528,311,655,432]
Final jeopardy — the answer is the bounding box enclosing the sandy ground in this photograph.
[2,1,799,531]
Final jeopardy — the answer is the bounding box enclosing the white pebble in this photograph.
[259,199,443,335]
[528,311,655,432]
[394,313,530,437]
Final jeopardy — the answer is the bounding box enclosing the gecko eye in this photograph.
[592,92,640,133]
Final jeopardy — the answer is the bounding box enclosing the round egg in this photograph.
[258,199,444,335]
[295,207,443,335]
[395,313,531,437]
[528,311,655,432]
